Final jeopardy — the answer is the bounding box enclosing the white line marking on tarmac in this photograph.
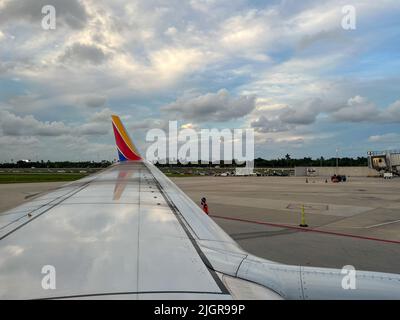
[365,219,400,229]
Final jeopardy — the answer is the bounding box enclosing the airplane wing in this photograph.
[0,115,399,300]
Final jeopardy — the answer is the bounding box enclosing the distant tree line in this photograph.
[253,156,368,168]
[0,156,369,169]
[0,160,112,168]
[154,156,369,168]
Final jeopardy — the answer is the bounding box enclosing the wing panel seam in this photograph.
[148,169,230,295]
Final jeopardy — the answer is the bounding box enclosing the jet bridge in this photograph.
[368,150,400,175]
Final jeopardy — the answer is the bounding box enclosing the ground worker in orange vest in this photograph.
[201,197,209,215]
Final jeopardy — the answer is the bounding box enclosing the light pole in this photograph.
[336,148,339,174]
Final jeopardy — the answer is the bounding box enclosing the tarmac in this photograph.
[0,182,65,213]
[172,176,400,274]
[1,176,400,274]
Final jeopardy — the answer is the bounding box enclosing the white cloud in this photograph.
[149,47,207,83]
[331,96,378,122]
[0,0,399,160]
[165,26,178,36]
[60,43,109,65]
[180,123,199,130]
[0,109,112,137]
[190,0,217,12]
[128,118,168,131]
[279,99,323,125]
[386,100,400,120]
[0,110,70,136]
[0,135,40,147]
[368,133,400,143]
[251,115,292,133]
[162,89,256,122]
[220,10,270,50]
[331,97,400,123]
[80,95,107,108]
[0,0,88,29]
[89,108,113,123]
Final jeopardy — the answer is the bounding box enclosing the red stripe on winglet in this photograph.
[112,123,141,160]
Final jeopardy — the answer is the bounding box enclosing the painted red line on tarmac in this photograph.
[210,214,400,245]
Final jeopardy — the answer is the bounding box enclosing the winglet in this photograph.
[111,115,142,161]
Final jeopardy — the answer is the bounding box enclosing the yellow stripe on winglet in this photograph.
[111,115,141,156]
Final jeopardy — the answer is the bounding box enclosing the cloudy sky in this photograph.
[0,0,399,162]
